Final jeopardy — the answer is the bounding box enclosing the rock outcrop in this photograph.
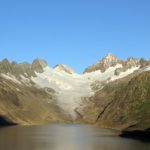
[54,64,75,74]
[84,53,150,75]
[31,58,48,73]
[84,53,119,73]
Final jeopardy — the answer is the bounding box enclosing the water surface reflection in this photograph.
[0,124,149,150]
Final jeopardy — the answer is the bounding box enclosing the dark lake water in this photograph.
[0,124,149,150]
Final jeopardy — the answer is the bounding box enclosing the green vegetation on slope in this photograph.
[97,71,150,131]
[82,71,150,132]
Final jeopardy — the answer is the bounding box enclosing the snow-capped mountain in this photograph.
[84,53,119,73]
[0,54,150,120]
[84,53,150,73]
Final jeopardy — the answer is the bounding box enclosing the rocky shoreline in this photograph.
[120,130,150,142]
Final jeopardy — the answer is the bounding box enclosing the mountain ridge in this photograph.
[0,53,149,134]
[1,53,150,74]
[84,53,150,73]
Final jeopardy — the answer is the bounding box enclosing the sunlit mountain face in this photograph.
[0,53,150,134]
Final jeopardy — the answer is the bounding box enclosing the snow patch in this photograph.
[84,64,122,81]
[1,73,21,84]
[20,75,30,83]
[144,66,150,71]
[16,88,21,92]
[111,66,140,81]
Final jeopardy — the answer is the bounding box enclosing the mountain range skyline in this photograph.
[0,52,149,73]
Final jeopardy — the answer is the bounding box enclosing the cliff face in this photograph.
[84,53,119,73]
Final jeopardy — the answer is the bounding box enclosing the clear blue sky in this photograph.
[0,0,150,72]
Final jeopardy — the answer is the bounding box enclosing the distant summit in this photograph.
[0,58,48,78]
[54,64,75,74]
[84,53,119,73]
[32,58,48,73]
[84,53,150,73]
[0,58,13,74]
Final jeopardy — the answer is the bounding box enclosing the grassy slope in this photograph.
[82,71,150,131]
[96,71,150,131]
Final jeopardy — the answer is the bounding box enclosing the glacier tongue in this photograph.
[0,56,148,119]
[31,66,94,118]
[31,64,139,118]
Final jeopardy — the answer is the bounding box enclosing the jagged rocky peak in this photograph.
[0,58,48,77]
[0,58,13,73]
[1,58,10,64]
[100,53,119,67]
[11,61,18,66]
[1,58,12,68]
[84,53,119,73]
[31,58,48,73]
[124,57,140,68]
[54,64,75,74]
[13,62,33,77]
[139,58,150,67]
